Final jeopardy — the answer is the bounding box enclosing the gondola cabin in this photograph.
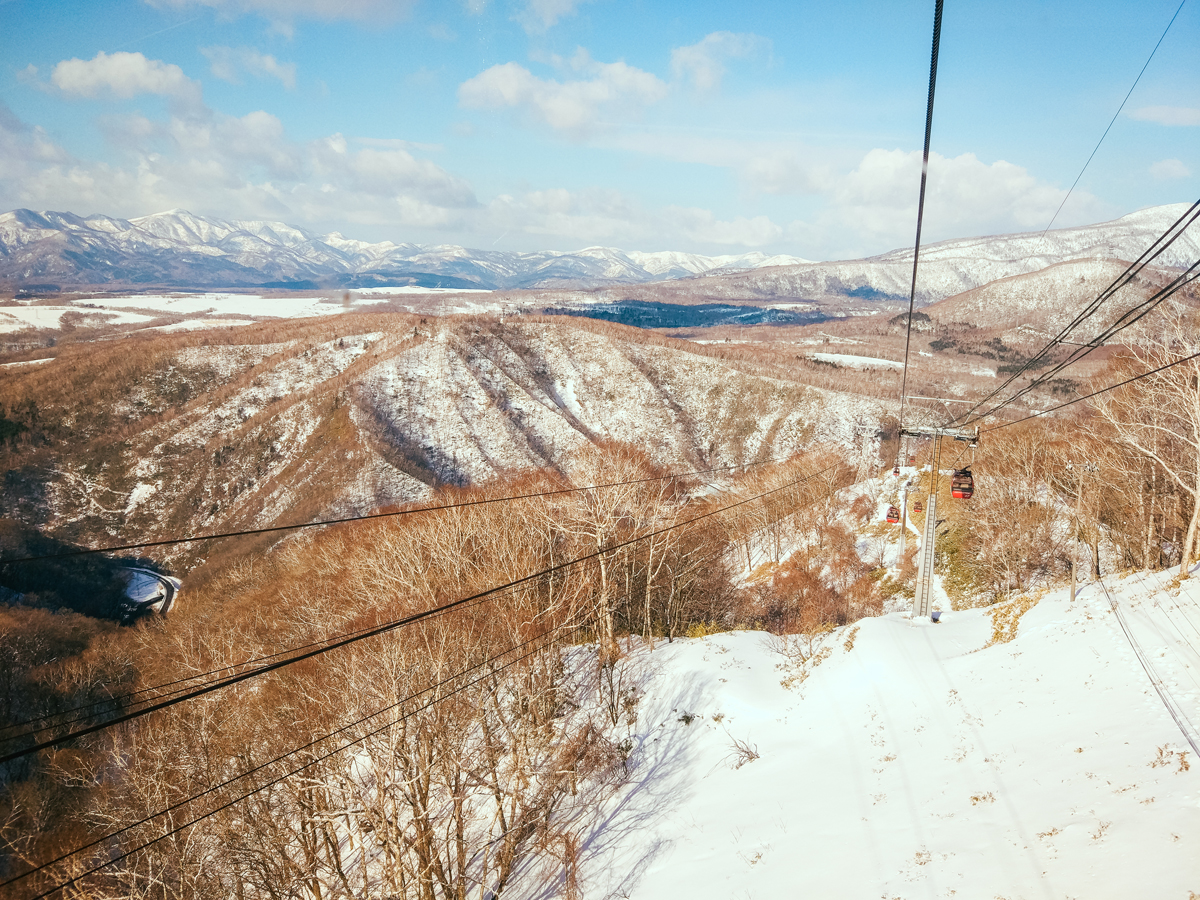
[892,466,900,476]
[913,500,924,514]
[951,468,974,500]
[886,505,901,524]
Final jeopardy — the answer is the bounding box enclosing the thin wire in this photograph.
[981,348,1200,432]
[2,616,590,891]
[0,455,788,737]
[15,525,799,895]
[9,480,837,894]
[972,262,1200,424]
[0,462,842,764]
[1097,575,1200,756]
[950,200,1200,426]
[0,574,541,761]
[18,617,598,899]
[1124,570,1200,691]
[0,456,788,566]
[2,531,736,741]
[1041,0,1188,236]
[0,566,558,744]
[898,0,945,452]
[961,252,1200,427]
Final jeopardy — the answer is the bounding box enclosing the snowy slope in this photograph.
[5,317,889,564]
[921,256,1179,340]
[560,574,1200,898]
[354,321,886,485]
[701,203,1200,305]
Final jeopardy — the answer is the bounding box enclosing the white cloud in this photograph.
[665,207,782,246]
[0,98,477,233]
[1150,158,1191,180]
[355,136,443,152]
[458,58,668,138]
[740,152,832,195]
[16,64,41,87]
[517,0,587,32]
[831,148,1105,250]
[487,187,642,242]
[480,186,786,249]
[600,128,833,197]
[51,51,201,109]
[1129,105,1200,127]
[670,32,769,92]
[201,46,296,89]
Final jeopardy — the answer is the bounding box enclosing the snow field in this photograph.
[0,305,156,332]
[811,351,904,369]
[563,576,1200,899]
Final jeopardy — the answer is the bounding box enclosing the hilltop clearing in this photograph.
[560,572,1200,899]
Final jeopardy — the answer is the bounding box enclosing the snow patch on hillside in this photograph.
[811,352,903,369]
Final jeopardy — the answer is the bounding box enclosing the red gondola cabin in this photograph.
[886,505,901,523]
[913,500,924,514]
[951,468,974,499]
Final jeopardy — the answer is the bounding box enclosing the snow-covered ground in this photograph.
[0,293,397,334]
[562,571,1200,899]
[811,352,904,369]
[83,292,389,323]
[0,305,156,332]
[58,290,511,329]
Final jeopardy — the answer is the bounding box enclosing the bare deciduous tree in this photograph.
[1091,304,1200,573]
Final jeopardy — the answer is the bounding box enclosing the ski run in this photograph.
[547,569,1200,899]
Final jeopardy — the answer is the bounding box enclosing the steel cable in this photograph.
[0,455,795,738]
[897,0,945,455]
[0,462,843,764]
[948,200,1200,427]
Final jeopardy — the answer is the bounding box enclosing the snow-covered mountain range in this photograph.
[690,203,1199,305]
[1,203,1195,300]
[0,208,809,292]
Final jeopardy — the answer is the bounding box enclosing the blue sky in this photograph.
[1,0,1196,259]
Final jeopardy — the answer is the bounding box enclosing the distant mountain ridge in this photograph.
[0,204,1194,300]
[0,208,811,292]
[681,203,1199,306]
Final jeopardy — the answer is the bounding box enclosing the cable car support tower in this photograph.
[901,425,978,618]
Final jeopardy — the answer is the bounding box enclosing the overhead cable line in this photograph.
[1096,576,1200,757]
[981,346,1200,433]
[1041,0,1189,236]
[961,259,1200,426]
[897,0,945,450]
[9,615,597,899]
[1,455,791,566]
[7,524,742,751]
[0,561,568,745]
[0,462,843,765]
[9,504,806,897]
[948,200,1200,426]
[2,527,730,744]
[951,199,1199,423]
[0,454,798,738]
